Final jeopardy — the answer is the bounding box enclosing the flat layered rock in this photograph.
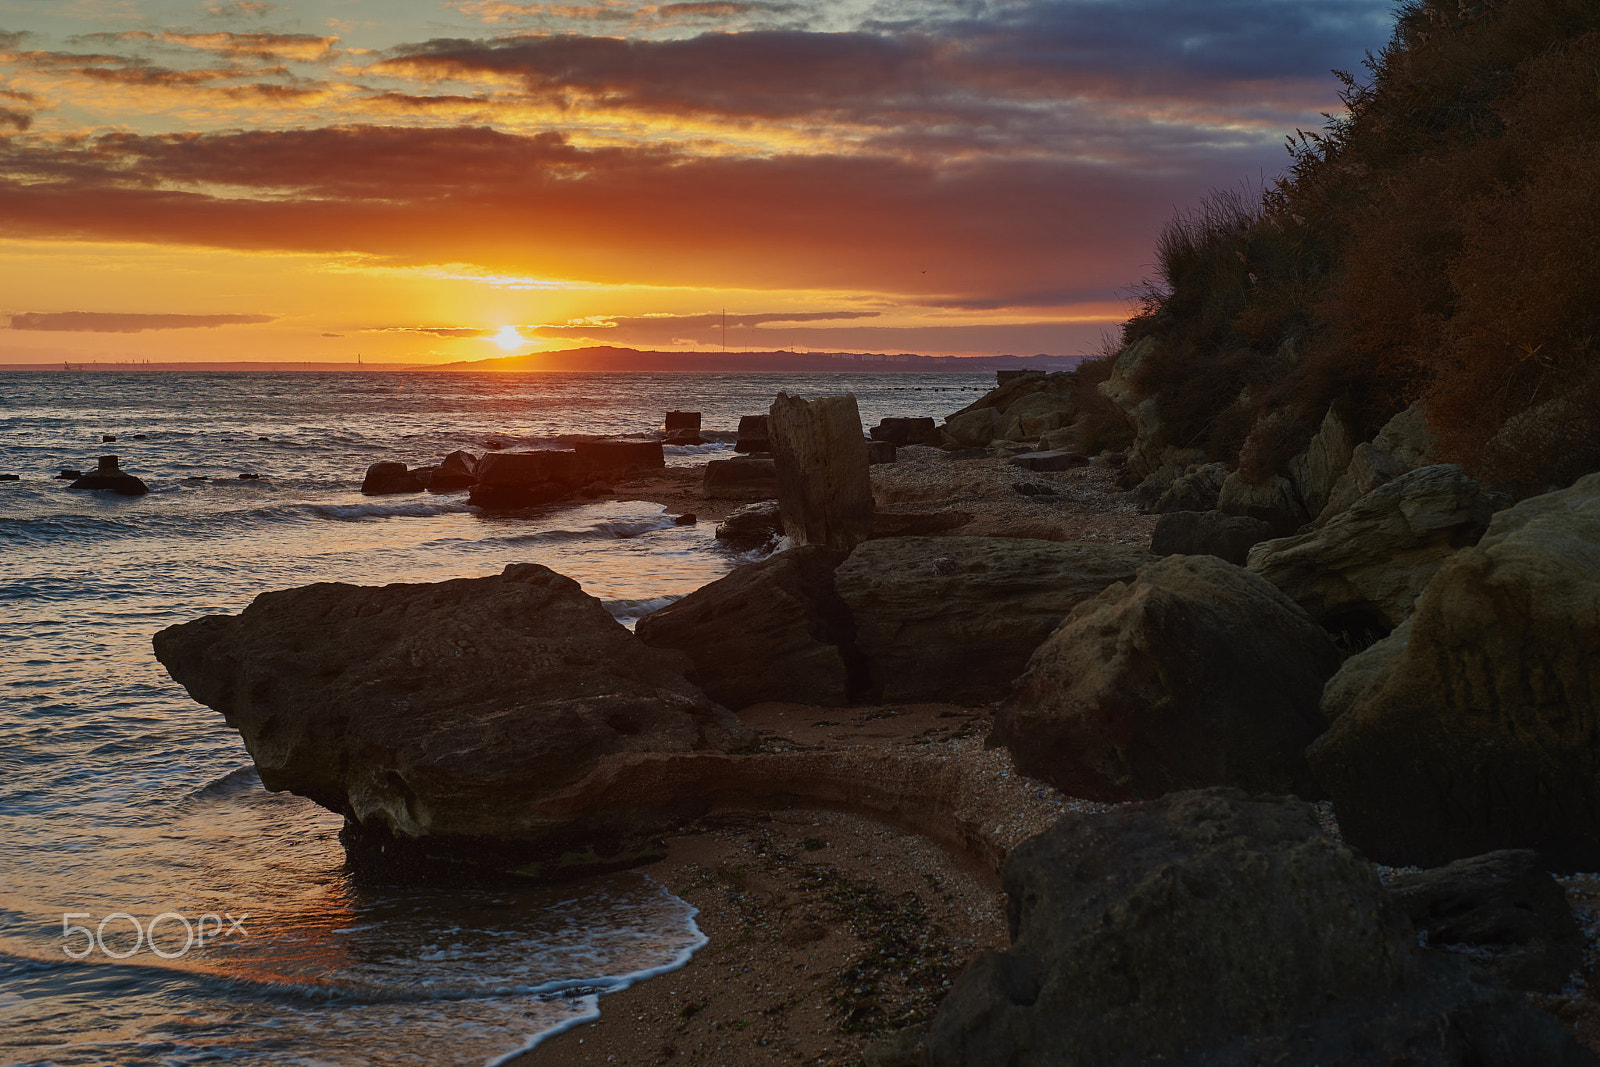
[153,563,751,875]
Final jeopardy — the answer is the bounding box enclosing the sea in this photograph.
[0,370,990,1067]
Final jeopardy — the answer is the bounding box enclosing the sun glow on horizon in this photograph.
[491,325,526,350]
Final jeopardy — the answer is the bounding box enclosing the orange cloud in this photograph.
[8,311,274,331]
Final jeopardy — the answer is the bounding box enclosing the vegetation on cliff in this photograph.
[1120,0,1600,496]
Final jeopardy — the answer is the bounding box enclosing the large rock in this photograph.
[152,564,752,873]
[733,414,769,453]
[869,417,940,446]
[995,391,1075,441]
[923,789,1592,1067]
[769,392,874,552]
[1289,406,1356,518]
[992,555,1338,800]
[942,406,999,448]
[703,455,777,501]
[1388,850,1582,994]
[1306,472,1600,871]
[635,546,857,709]
[361,460,424,495]
[713,500,782,548]
[69,455,149,496]
[1319,404,1436,521]
[834,537,1151,704]
[1217,469,1308,534]
[426,450,478,491]
[572,437,664,476]
[946,370,1070,422]
[468,450,585,508]
[1150,509,1275,566]
[1153,461,1228,513]
[1247,464,1494,633]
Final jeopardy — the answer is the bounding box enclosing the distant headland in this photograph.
[0,347,1082,374]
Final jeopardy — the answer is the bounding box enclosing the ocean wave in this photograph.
[604,595,679,625]
[305,501,478,521]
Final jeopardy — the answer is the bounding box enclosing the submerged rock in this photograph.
[923,789,1593,1067]
[361,461,423,495]
[68,455,148,496]
[153,563,752,876]
[993,554,1337,800]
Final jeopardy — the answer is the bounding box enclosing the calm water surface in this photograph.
[0,371,986,1066]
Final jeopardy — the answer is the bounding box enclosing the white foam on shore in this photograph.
[488,894,708,1065]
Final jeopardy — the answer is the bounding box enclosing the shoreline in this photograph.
[507,701,1104,1067]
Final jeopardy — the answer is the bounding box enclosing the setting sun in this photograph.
[492,325,527,351]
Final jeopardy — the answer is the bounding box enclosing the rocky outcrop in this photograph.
[733,415,770,453]
[992,555,1337,800]
[427,450,478,491]
[361,461,423,494]
[769,393,874,552]
[995,391,1075,441]
[1388,850,1582,994]
[1289,406,1356,519]
[635,547,858,709]
[922,789,1592,1067]
[1247,464,1494,633]
[572,437,665,476]
[1150,509,1275,566]
[69,455,149,496]
[1153,461,1228,513]
[835,537,1152,704]
[1319,619,1409,723]
[1319,404,1436,521]
[1096,337,1161,481]
[941,407,998,448]
[1307,472,1600,871]
[152,563,752,873]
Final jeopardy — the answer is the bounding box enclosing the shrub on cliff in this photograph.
[1124,0,1600,496]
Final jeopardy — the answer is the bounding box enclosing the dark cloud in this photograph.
[206,2,281,18]
[8,312,275,332]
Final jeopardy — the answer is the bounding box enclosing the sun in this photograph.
[491,325,526,351]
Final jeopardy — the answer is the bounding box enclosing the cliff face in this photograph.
[1113,0,1600,502]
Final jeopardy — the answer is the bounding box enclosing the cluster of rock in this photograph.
[362,438,668,508]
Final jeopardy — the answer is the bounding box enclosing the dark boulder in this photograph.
[923,789,1594,1067]
[1153,462,1229,513]
[869,417,940,446]
[993,554,1338,800]
[1388,850,1582,993]
[1306,472,1600,871]
[835,537,1152,704]
[635,546,858,708]
[704,455,777,501]
[68,456,148,496]
[361,461,423,495]
[468,450,584,508]
[1151,509,1275,566]
[866,440,897,465]
[664,411,701,432]
[152,563,752,876]
[426,450,478,491]
[733,414,770,453]
[715,501,783,549]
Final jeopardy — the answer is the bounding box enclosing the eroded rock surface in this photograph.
[153,563,751,873]
[993,555,1337,800]
[1248,464,1494,632]
[922,789,1593,1067]
[1307,472,1600,871]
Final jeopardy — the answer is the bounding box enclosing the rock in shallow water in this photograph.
[922,789,1594,1067]
[152,563,752,876]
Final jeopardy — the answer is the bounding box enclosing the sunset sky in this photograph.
[0,0,1394,365]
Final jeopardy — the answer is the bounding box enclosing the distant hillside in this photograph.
[1108,0,1600,496]
[423,346,1083,374]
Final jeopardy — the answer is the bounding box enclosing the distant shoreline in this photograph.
[0,346,1082,375]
